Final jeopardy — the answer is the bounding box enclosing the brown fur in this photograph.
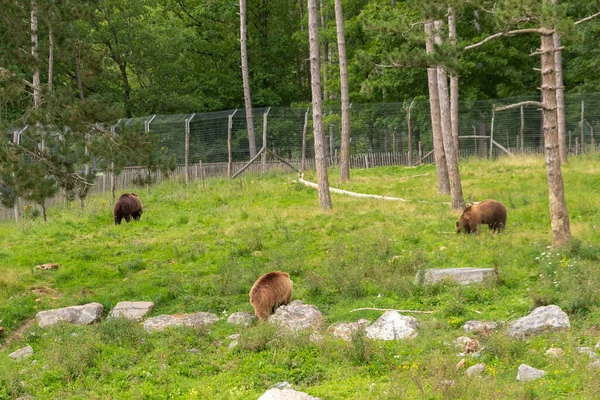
[456,199,507,234]
[249,271,293,320]
[113,193,143,225]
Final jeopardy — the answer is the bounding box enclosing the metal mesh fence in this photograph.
[106,92,600,167]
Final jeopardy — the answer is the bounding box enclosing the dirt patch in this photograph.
[1,318,35,349]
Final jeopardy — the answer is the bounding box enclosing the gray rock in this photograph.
[36,303,104,328]
[329,319,370,341]
[545,348,564,358]
[577,347,600,360]
[588,361,600,370]
[416,268,496,285]
[596,341,600,351]
[516,364,545,382]
[143,312,219,332]
[258,388,321,400]
[268,300,323,331]
[228,334,240,350]
[226,312,256,327]
[109,301,154,321]
[365,311,419,340]
[506,305,570,338]
[9,346,33,360]
[465,363,486,376]
[463,320,498,334]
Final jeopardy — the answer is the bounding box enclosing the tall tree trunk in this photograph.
[118,63,132,118]
[407,101,413,166]
[31,0,41,109]
[320,0,329,101]
[553,0,567,163]
[425,21,450,195]
[540,20,571,246]
[308,0,332,209]
[240,0,257,158]
[74,49,85,102]
[334,0,351,182]
[435,20,464,210]
[48,28,54,92]
[448,8,460,155]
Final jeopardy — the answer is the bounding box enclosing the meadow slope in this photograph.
[1,155,600,399]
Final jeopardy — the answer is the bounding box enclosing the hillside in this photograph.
[1,155,600,399]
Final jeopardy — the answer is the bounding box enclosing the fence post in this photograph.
[110,121,120,203]
[364,154,369,168]
[418,141,422,163]
[581,100,585,149]
[301,108,309,172]
[520,105,524,151]
[586,120,595,149]
[576,136,579,155]
[228,110,237,178]
[185,113,195,185]
[407,101,414,166]
[568,130,572,154]
[262,108,271,175]
[489,105,495,159]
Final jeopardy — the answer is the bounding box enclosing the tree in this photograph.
[307,0,332,209]
[239,0,257,158]
[334,0,351,183]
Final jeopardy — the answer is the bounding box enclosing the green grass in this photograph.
[2,154,600,398]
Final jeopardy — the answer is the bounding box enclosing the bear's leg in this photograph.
[125,215,132,223]
[114,213,123,225]
[469,222,479,234]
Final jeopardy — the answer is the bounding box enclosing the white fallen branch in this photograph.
[350,308,433,314]
[298,175,407,202]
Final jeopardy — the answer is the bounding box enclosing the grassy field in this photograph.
[1,154,600,399]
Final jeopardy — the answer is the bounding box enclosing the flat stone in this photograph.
[226,312,256,327]
[506,305,570,338]
[268,300,323,331]
[465,363,486,376]
[36,303,104,328]
[365,311,419,340]
[109,301,154,321]
[258,388,321,400]
[463,320,498,334]
[329,319,370,341]
[9,346,33,360]
[143,312,219,332]
[516,364,545,382]
[577,347,600,360]
[416,268,496,285]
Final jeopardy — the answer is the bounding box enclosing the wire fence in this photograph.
[2,92,600,222]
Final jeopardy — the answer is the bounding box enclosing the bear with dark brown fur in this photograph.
[456,199,507,234]
[249,271,293,321]
[113,193,143,225]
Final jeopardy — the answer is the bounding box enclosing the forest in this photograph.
[1,0,599,123]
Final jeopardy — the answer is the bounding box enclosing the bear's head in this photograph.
[455,205,473,233]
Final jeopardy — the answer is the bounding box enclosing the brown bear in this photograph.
[113,193,143,225]
[456,199,507,234]
[249,271,293,321]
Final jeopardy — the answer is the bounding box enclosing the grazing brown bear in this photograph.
[249,271,293,321]
[113,193,143,225]
[456,199,507,234]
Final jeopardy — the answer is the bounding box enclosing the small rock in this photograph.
[34,263,59,270]
[439,379,456,389]
[365,311,419,340]
[268,300,323,331]
[226,312,256,327]
[36,303,104,328]
[595,341,600,351]
[577,347,600,360]
[109,301,154,321]
[188,348,199,353]
[516,364,545,382]
[465,363,486,376]
[507,305,570,338]
[228,333,240,350]
[463,320,498,335]
[545,348,564,358]
[329,319,370,341]
[9,346,34,360]
[258,388,321,400]
[143,312,219,332]
[588,361,600,370]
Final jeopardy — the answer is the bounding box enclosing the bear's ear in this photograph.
[464,205,472,212]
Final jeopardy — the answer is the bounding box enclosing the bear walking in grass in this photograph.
[456,199,507,234]
[249,271,293,321]
[113,193,143,225]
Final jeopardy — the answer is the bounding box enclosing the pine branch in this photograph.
[494,101,546,111]
[574,11,600,25]
[464,28,553,51]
